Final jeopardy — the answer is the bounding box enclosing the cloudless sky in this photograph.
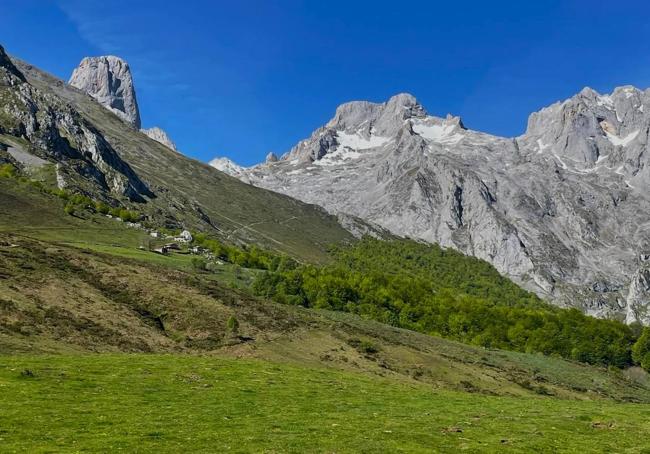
[2,0,650,165]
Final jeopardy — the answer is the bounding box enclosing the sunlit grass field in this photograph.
[1,355,650,453]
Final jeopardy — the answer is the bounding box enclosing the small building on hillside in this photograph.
[153,246,169,255]
[165,243,181,251]
[177,230,193,242]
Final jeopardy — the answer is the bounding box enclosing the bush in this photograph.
[95,201,110,214]
[226,316,239,335]
[348,338,380,355]
[191,257,208,272]
[64,203,75,216]
[0,163,16,178]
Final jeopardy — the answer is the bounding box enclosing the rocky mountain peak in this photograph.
[265,152,278,163]
[326,93,427,135]
[522,85,649,172]
[444,113,466,130]
[215,85,650,324]
[69,56,141,128]
[141,127,177,152]
[209,157,248,179]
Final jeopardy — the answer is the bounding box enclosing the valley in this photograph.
[2,25,650,453]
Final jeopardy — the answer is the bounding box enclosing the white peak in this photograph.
[209,157,247,176]
[141,127,177,151]
[386,93,419,108]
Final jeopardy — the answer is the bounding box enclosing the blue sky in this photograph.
[2,1,650,165]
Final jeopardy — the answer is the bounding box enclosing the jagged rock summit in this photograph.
[69,56,178,152]
[215,89,650,325]
[142,127,177,152]
[69,56,141,128]
[209,157,248,180]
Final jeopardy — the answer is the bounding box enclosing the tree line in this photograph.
[252,237,650,370]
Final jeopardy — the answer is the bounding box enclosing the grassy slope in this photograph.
[2,355,650,453]
[10,58,353,263]
[3,179,650,451]
[1,181,649,403]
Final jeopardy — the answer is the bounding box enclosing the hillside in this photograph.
[0,45,353,263]
[3,43,650,453]
[0,179,648,401]
[216,90,650,324]
[3,132,650,451]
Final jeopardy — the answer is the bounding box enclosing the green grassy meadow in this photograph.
[1,355,650,453]
[3,178,650,453]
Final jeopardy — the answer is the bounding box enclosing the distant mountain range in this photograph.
[212,89,650,324]
[4,41,650,324]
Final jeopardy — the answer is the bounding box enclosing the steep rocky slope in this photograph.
[0,45,353,261]
[215,91,650,323]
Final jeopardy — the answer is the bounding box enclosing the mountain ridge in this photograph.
[0,44,355,262]
[213,87,650,324]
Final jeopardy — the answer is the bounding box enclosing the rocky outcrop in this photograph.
[0,46,153,202]
[69,56,141,128]
[142,127,177,151]
[208,157,248,180]
[214,89,650,324]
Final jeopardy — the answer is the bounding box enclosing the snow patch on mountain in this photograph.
[605,129,639,147]
[412,120,464,144]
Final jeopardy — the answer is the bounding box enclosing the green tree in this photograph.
[632,327,650,371]
[226,316,239,336]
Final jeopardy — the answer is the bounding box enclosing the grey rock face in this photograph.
[208,157,248,181]
[69,56,141,128]
[215,88,650,324]
[0,47,153,202]
[142,127,177,151]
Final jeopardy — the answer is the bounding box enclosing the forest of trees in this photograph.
[252,237,650,370]
[192,233,297,271]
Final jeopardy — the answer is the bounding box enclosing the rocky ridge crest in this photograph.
[213,89,650,324]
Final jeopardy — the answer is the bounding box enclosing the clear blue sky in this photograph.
[2,0,650,165]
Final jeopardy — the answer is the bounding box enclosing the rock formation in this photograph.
[69,56,141,128]
[0,46,153,202]
[213,89,650,324]
[142,127,177,151]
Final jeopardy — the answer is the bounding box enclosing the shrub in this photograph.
[226,316,239,335]
[0,163,16,178]
[348,338,380,355]
[64,203,75,216]
[191,257,208,272]
[95,201,110,214]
